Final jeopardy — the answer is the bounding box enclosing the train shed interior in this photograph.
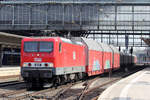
[0,32,25,67]
[0,0,150,100]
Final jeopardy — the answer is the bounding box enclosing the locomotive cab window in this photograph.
[24,41,53,52]
[39,42,53,52]
[59,42,62,52]
[24,42,38,52]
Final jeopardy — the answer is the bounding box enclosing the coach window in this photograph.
[59,42,62,52]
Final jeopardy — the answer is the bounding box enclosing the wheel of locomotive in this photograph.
[70,74,78,83]
[36,80,44,89]
[63,75,68,84]
[60,75,66,85]
[26,81,33,90]
[74,73,79,82]
[66,74,71,83]
[25,79,36,90]
[26,80,43,90]
[77,72,84,80]
[53,76,61,87]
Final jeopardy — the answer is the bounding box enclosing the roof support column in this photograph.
[117,32,118,46]
[115,5,117,30]
[0,44,3,67]
[101,31,103,43]
[132,6,134,31]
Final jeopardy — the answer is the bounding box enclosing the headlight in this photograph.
[23,63,27,67]
[48,63,54,67]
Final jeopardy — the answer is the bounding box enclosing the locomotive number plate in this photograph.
[34,58,42,62]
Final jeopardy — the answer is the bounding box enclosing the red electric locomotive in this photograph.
[21,37,86,88]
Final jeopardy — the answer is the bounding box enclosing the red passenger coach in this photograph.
[21,37,86,87]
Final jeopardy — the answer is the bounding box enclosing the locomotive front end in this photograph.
[21,37,56,87]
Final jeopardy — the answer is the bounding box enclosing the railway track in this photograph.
[0,81,26,99]
[8,82,81,100]
[78,65,147,100]
[78,78,120,100]
[43,65,146,100]
[0,81,24,88]
[3,77,99,100]
[0,89,26,98]
[0,65,146,100]
[52,77,99,100]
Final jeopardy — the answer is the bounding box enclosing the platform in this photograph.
[98,67,150,100]
[0,66,20,78]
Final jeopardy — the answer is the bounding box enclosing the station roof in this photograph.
[141,38,150,47]
[0,32,25,48]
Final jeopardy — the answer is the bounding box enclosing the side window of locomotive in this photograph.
[59,43,62,52]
